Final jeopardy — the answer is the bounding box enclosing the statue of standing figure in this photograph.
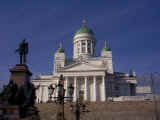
[16,39,29,64]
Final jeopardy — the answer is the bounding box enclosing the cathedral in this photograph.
[32,20,137,102]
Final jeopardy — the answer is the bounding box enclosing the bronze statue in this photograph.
[16,39,28,64]
[0,40,40,119]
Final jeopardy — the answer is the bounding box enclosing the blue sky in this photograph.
[0,0,160,87]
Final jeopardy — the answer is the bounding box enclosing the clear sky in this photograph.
[0,0,160,87]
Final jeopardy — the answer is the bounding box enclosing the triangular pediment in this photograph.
[60,62,106,72]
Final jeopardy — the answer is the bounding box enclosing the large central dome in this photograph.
[75,20,94,36]
[73,19,96,59]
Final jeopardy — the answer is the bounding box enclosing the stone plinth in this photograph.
[0,106,20,120]
[10,64,32,88]
[0,64,40,119]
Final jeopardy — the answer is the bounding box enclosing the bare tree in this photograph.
[151,73,159,120]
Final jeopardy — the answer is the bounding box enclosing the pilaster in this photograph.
[91,41,93,55]
[65,77,69,97]
[93,76,97,101]
[38,86,42,103]
[41,86,44,102]
[84,76,88,101]
[44,86,48,102]
[86,40,88,53]
[102,76,106,101]
[80,41,82,55]
[74,76,77,101]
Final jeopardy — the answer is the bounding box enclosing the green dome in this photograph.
[75,24,94,36]
[102,47,111,51]
[56,47,64,53]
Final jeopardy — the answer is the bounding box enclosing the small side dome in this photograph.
[56,43,64,53]
[102,47,111,51]
[74,19,94,36]
[101,41,111,51]
[56,47,64,53]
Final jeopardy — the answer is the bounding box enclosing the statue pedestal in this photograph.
[0,64,40,119]
[0,106,39,120]
[0,106,20,120]
[10,64,32,88]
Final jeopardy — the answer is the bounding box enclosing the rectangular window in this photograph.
[82,42,85,46]
[88,48,91,53]
[82,40,86,46]
[88,42,90,46]
[88,41,91,53]
[82,47,86,53]
[56,64,61,71]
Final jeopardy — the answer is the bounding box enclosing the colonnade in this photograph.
[64,76,106,102]
[36,76,106,103]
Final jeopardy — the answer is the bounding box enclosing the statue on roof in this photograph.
[16,39,29,64]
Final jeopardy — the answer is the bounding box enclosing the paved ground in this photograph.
[36,101,160,120]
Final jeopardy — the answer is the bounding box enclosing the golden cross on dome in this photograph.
[104,40,107,48]
[104,40,109,48]
[59,42,62,48]
[82,18,86,25]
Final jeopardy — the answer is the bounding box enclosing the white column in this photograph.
[39,86,43,102]
[80,41,82,55]
[55,79,59,98]
[93,76,97,101]
[44,86,48,102]
[41,86,44,102]
[65,77,69,97]
[35,89,38,103]
[102,76,106,101]
[74,76,77,101]
[37,87,41,103]
[91,41,93,55]
[84,76,88,101]
[86,40,88,53]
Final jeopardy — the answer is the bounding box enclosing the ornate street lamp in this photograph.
[69,90,89,120]
[48,85,55,102]
[56,74,65,120]
[56,75,76,120]
[68,83,74,102]
[47,74,89,120]
[56,75,65,103]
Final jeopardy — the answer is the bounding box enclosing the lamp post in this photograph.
[69,91,88,120]
[68,83,74,102]
[50,74,74,120]
[56,74,65,120]
[47,74,88,120]
[48,84,55,103]
[75,98,80,120]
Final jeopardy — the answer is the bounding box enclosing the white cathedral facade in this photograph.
[32,20,137,103]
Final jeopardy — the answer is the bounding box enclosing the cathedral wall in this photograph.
[119,83,131,96]
[87,59,103,66]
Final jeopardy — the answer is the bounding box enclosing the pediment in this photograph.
[61,62,106,72]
